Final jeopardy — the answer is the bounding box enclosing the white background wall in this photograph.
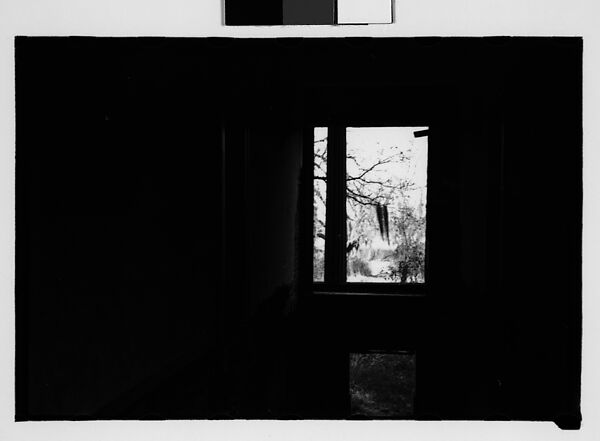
[0,1,598,440]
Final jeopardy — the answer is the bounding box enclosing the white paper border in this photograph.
[1,1,598,440]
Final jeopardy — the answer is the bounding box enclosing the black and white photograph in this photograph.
[13,33,582,425]
[1,1,598,441]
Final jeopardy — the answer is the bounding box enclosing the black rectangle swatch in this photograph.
[225,0,284,25]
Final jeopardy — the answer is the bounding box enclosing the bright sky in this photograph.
[346,126,428,211]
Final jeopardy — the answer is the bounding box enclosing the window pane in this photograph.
[349,352,416,418]
[346,127,428,283]
[313,127,328,282]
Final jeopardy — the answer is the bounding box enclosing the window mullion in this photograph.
[324,126,347,284]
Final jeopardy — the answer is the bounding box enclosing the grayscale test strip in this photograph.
[225,0,393,25]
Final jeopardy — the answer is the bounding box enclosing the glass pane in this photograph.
[349,352,416,418]
[313,127,328,282]
[346,127,428,283]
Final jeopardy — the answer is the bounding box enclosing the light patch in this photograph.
[337,0,393,24]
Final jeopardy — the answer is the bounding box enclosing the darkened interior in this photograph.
[16,37,582,428]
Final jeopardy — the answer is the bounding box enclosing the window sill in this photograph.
[312,282,427,296]
[313,290,426,298]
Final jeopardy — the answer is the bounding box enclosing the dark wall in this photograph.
[244,127,303,314]
[16,37,581,427]
[16,39,226,416]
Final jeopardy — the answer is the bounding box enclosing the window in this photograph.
[312,126,429,292]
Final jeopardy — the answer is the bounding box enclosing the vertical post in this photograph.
[302,126,316,289]
[324,126,346,284]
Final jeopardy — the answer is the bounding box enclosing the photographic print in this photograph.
[15,36,582,429]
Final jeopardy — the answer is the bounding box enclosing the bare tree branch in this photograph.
[347,156,394,181]
[346,187,380,206]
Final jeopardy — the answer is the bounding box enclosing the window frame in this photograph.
[308,124,431,297]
